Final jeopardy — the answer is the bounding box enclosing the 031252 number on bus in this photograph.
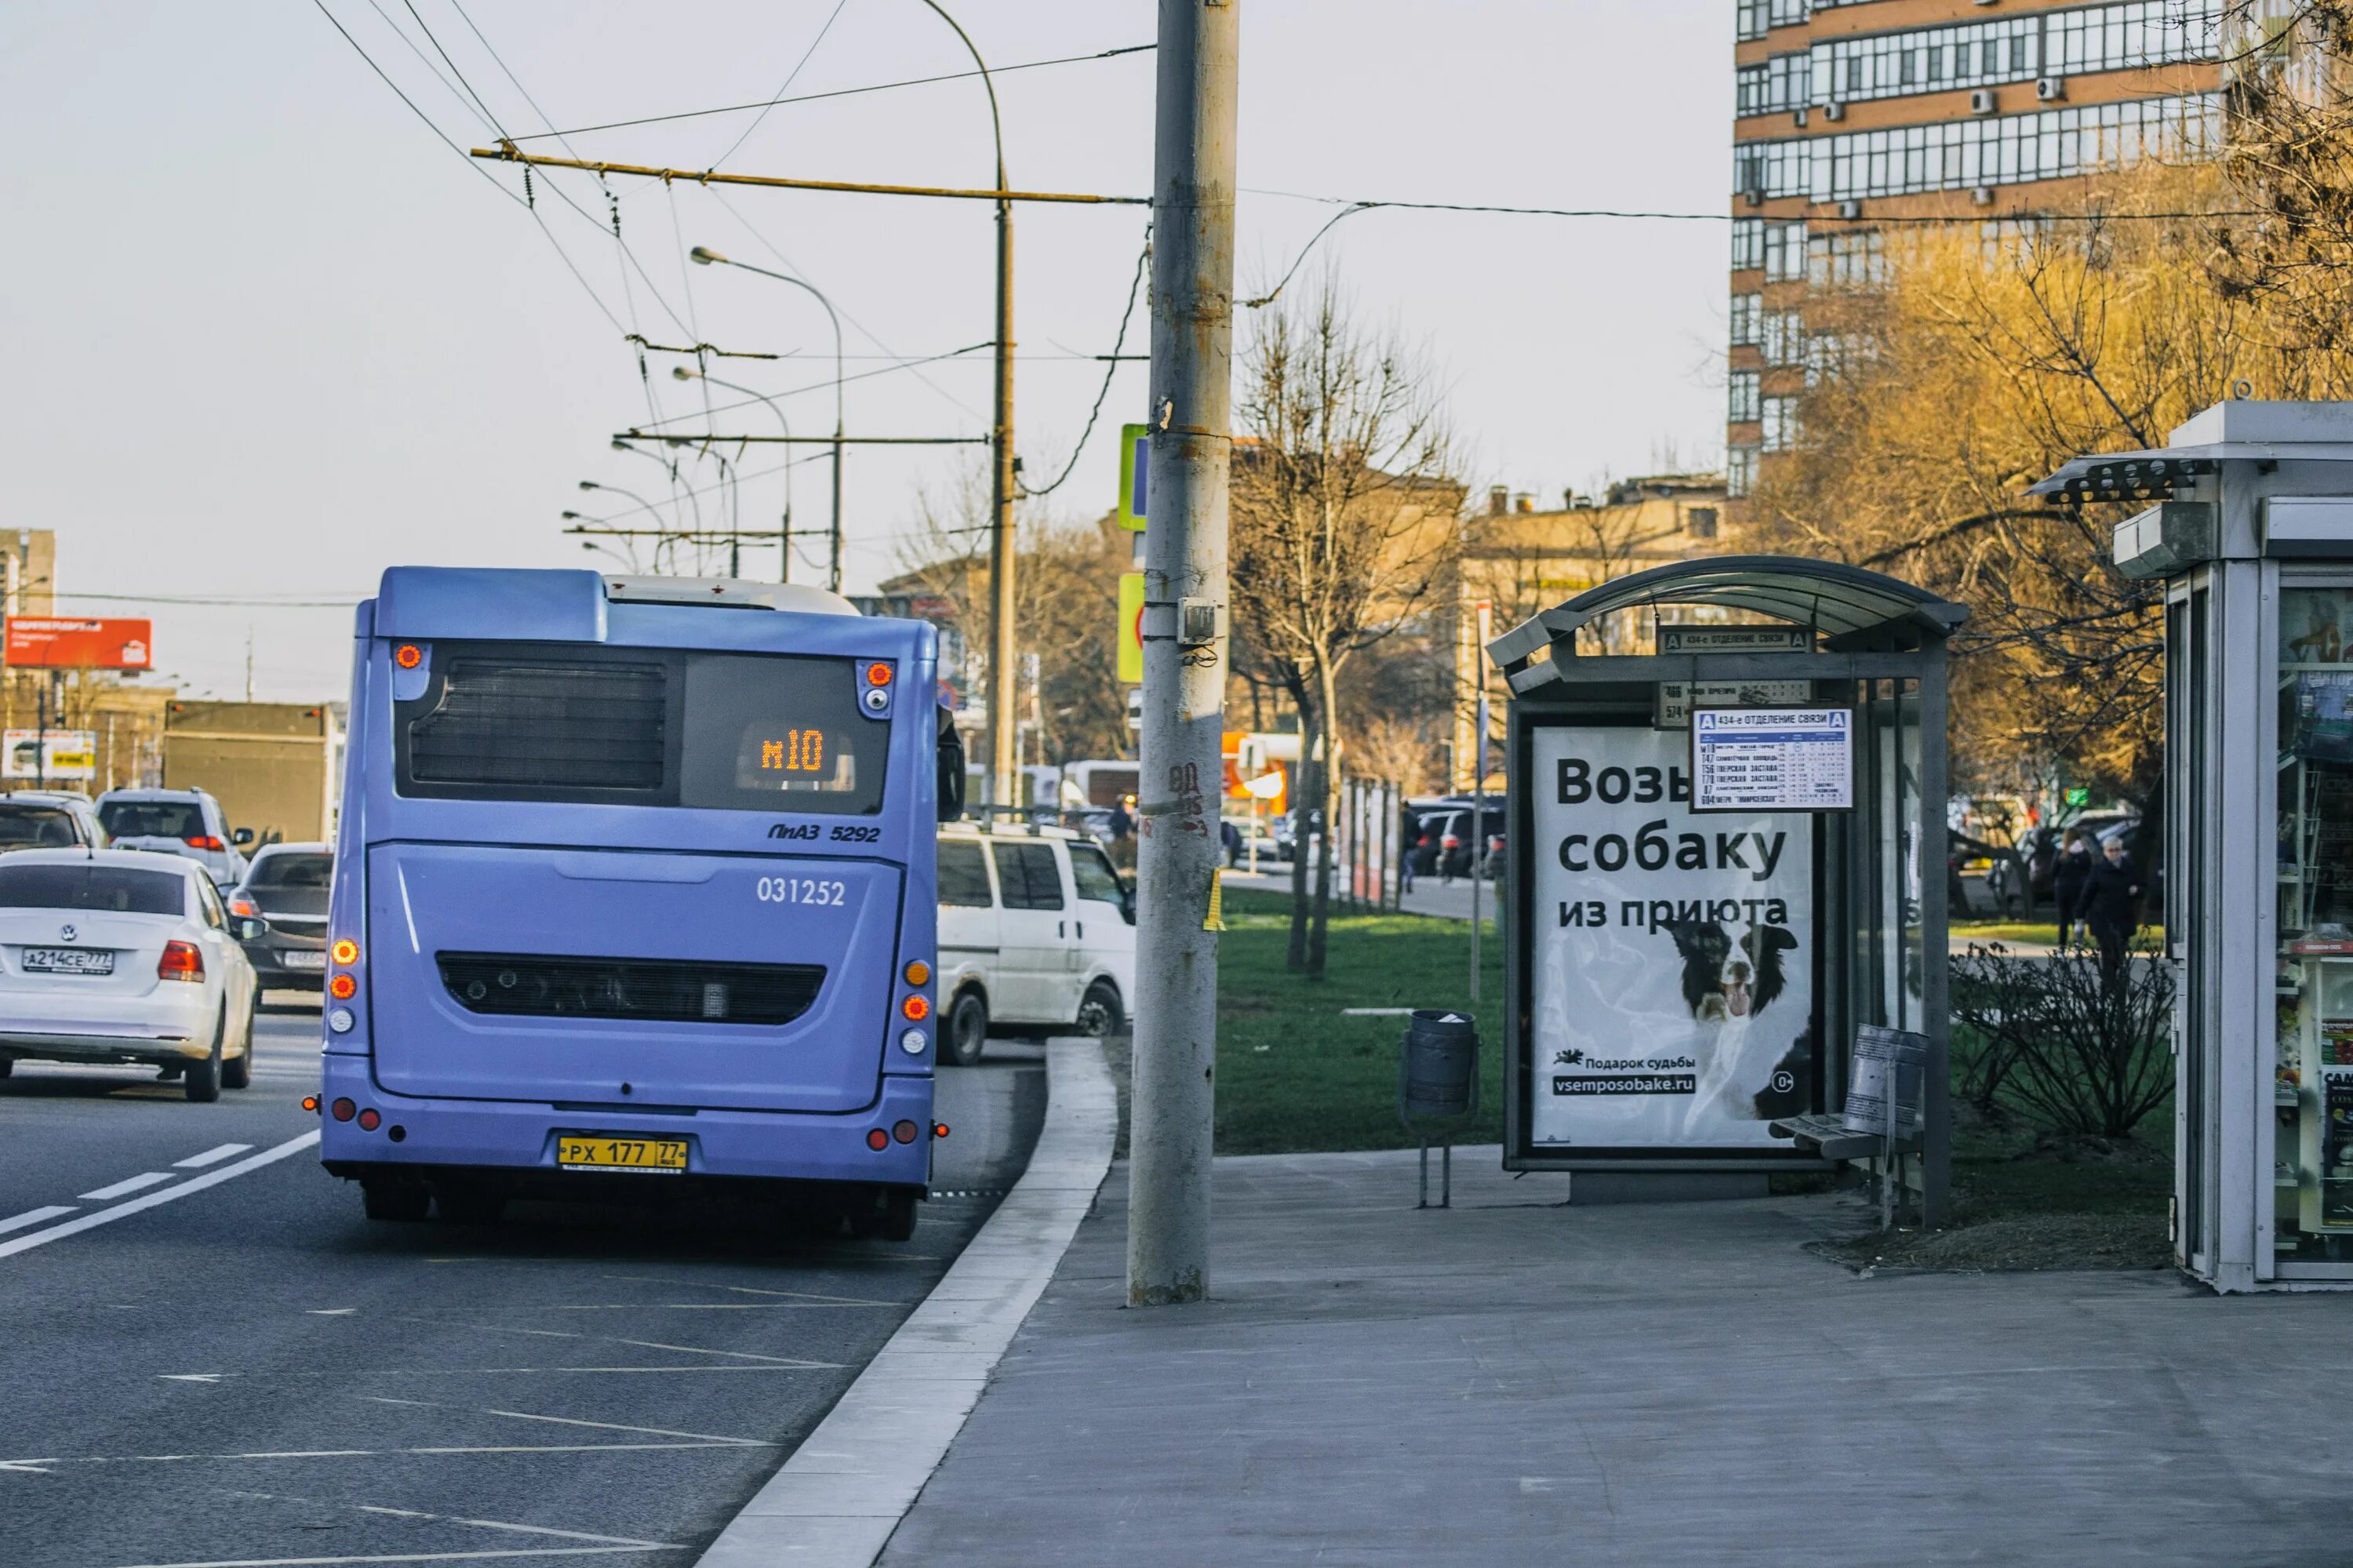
[757,876,846,907]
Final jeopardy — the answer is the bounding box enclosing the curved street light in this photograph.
[677,363,802,584]
[689,247,846,593]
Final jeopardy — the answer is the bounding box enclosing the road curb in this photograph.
[696,1039,1116,1567]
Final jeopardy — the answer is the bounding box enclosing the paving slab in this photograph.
[882,1144,2352,1567]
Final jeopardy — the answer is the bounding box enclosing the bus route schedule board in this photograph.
[1690,707,1853,813]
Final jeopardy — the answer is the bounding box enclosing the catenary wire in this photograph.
[1019,226,1149,497]
[511,43,1156,144]
[707,0,852,170]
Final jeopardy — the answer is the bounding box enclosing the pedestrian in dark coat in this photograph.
[2075,836,2143,980]
[2053,832,2095,950]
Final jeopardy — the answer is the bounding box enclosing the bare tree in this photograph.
[1230,278,1460,976]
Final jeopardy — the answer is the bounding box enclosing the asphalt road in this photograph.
[0,999,1044,1568]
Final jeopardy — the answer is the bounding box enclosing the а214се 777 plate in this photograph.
[20,948,115,976]
[556,1135,689,1174]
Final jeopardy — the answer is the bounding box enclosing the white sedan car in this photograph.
[0,849,260,1102]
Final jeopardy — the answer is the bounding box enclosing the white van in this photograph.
[936,822,1135,1064]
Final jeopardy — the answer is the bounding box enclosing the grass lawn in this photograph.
[1104,887,1503,1157]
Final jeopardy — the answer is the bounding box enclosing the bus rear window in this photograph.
[409,659,667,794]
[395,644,886,814]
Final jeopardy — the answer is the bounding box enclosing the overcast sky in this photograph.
[0,1,1727,700]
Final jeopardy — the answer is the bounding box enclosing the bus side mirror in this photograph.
[936,709,966,823]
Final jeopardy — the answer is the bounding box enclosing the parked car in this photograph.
[935,823,1136,1066]
[0,791,109,853]
[227,842,332,993]
[95,787,250,886]
[1223,815,1282,868]
[0,849,260,1101]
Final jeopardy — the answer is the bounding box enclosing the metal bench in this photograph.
[1772,1024,1937,1228]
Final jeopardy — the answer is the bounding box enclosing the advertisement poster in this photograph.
[3,617,151,671]
[1529,723,1813,1152]
[2,729,98,780]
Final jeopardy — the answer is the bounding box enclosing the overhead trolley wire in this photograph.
[509,43,1157,144]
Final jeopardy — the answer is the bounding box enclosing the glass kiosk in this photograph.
[2038,398,2353,1290]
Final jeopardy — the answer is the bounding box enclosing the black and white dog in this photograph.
[1670,919,1802,1130]
[1671,919,1795,1024]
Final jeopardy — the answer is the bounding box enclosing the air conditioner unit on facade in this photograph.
[2036,75,2066,101]
[1744,187,1764,207]
[1971,184,1996,206]
[1794,106,1808,126]
[1970,88,1998,115]
[1822,100,1845,121]
[1838,199,1862,219]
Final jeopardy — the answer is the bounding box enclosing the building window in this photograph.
[1737,0,1769,44]
[1731,216,1765,272]
[1729,292,1763,347]
[1769,0,1809,28]
[1761,395,1802,453]
[1807,2,2217,110]
[1727,446,1760,499]
[1729,369,1762,424]
[1762,307,1806,366]
[1738,92,2220,205]
[1735,136,1812,200]
[1687,507,1720,540]
[1763,220,1808,282]
[1808,227,1886,288]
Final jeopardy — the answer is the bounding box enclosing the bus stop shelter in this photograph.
[1486,556,1963,1222]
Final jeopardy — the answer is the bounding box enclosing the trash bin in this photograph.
[1399,1010,1478,1210]
[1399,1010,1479,1121]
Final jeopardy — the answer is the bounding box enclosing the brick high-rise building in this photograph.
[1727,1,2224,498]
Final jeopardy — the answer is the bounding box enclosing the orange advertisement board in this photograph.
[5,617,153,671]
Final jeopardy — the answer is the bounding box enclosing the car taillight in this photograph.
[158,940,205,983]
[228,897,257,919]
[1442,835,1460,849]
[185,835,225,851]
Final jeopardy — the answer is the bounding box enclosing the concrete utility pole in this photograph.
[1128,0,1239,1309]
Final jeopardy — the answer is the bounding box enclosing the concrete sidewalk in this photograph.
[882,1141,2347,1566]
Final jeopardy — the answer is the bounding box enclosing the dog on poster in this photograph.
[1670,918,1802,1133]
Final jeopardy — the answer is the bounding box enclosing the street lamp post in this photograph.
[689,248,845,593]
[676,364,798,584]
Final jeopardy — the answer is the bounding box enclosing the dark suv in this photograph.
[227,843,332,993]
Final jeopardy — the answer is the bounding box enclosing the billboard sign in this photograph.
[1526,721,1815,1155]
[5,617,152,671]
[2,729,98,780]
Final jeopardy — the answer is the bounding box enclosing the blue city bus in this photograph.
[316,568,961,1240]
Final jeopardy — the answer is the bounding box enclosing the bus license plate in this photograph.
[22,948,114,976]
[557,1135,688,1174]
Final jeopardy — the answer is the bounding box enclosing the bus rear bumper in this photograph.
[315,1057,934,1188]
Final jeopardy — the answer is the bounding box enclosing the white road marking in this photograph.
[221,1490,675,1552]
[1,1441,766,1468]
[81,1172,177,1201]
[398,1317,835,1367]
[175,1143,254,1169]
[362,1396,769,1446]
[114,1550,679,1566]
[153,1365,830,1379]
[601,1275,902,1306]
[307,1308,359,1316]
[0,1205,76,1236]
[545,1301,895,1312]
[0,1133,318,1260]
